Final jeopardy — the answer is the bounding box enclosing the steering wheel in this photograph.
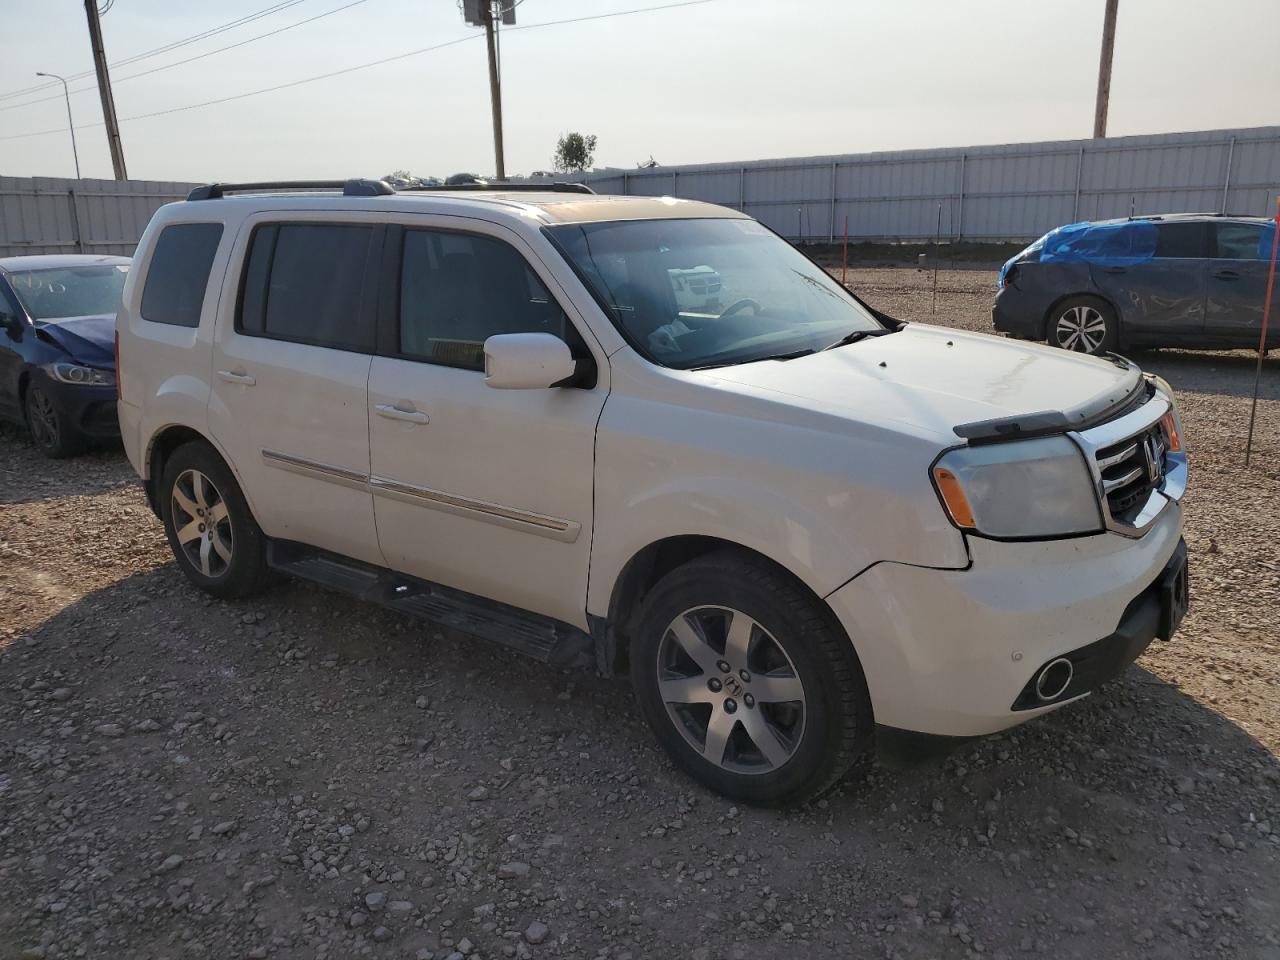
[717,298,761,320]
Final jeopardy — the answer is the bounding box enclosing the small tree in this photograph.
[553,132,597,173]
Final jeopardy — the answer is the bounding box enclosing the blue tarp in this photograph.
[1039,220,1159,266]
[999,220,1159,288]
[1259,222,1278,261]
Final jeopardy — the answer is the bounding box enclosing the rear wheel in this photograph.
[160,442,269,599]
[1049,296,1118,355]
[631,551,873,805]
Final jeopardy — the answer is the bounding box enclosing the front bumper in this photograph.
[42,375,120,440]
[826,501,1184,737]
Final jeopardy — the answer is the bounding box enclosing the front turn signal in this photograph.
[932,466,976,528]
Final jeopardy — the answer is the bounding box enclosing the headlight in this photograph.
[49,362,115,387]
[932,436,1103,538]
[1146,374,1184,453]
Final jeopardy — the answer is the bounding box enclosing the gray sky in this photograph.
[1,0,1277,182]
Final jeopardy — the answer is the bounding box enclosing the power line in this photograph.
[0,0,311,103]
[0,0,718,143]
[0,0,372,115]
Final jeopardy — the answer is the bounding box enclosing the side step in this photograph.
[265,540,594,669]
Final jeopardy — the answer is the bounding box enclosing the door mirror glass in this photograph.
[483,332,578,389]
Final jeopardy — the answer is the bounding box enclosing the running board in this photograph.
[265,540,594,669]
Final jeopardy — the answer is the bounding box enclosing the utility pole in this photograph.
[463,1,510,181]
[83,0,128,180]
[1093,0,1118,139]
[483,4,505,181]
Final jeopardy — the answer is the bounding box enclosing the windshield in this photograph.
[7,264,128,321]
[546,218,883,369]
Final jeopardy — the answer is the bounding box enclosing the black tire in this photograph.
[1047,296,1118,355]
[160,441,269,600]
[24,381,85,458]
[630,550,873,806]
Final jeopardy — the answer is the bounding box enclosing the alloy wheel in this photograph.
[170,469,234,578]
[27,388,60,450]
[656,605,806,774]
[1054,305,1108,353]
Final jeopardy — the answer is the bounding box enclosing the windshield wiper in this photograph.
[820,328,894,352]
[693,347,815,370]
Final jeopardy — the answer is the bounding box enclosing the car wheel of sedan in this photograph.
[631,550,873,806]
[160,441,270,599]
[1050,297,1117,355]
[24,382,84,458]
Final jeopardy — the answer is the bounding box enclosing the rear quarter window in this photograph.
[140,223,224,327]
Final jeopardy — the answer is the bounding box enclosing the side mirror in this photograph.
[483,332,581,389]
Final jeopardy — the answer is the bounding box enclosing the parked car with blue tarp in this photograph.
[0,254,129,457]
[993,214,1279,355]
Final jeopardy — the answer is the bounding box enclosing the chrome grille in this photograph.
[1094,425,1166,523]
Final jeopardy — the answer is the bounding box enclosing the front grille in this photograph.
[1094,424,1166,523]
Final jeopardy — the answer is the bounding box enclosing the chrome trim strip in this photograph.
[1102,467,1143,491]
[261,449,582,543]
[369,476,581,543]
[262,449,369,491]
[1096,442,1137,470]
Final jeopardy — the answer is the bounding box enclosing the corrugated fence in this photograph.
[2,126,1277,256]
[0,176,193,258]
[540,126,1280,242]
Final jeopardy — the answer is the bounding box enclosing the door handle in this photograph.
[375,403,429,424]
[217,369,256,386]
[1101,266,1127,274]
[1212,270,1239,280]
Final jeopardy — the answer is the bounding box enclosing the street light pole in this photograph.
[36,71,81,179]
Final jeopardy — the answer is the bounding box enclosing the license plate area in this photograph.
[1157,541,1189,641]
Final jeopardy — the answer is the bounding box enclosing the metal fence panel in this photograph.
[530,126,1280,242]
[0,176,194,258]
[4,129,1278,256]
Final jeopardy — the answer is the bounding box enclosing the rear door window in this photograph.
[141,223,224,327]
[238,223,377,352]
[1153,222,1207,259]
[1212,223,1264,260]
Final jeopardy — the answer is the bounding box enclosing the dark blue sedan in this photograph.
[0,254,129,457]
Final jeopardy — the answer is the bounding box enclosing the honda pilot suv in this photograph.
[117,180,1189,805]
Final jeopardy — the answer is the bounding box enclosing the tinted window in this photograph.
[1153,222,1205,259]
[141,223,223,327]
[238,223,375,351]
[1213,223,1264,260]
[398,229,585,370]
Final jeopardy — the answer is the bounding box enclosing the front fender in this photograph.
[586,394,969,618]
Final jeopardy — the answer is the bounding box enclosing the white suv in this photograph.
[117,180,1189,805]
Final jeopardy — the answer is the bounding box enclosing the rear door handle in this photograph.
[1212,270,1239,280]
[217,370,256,386]
[375,403,429,424]
[1102,266,1127,274]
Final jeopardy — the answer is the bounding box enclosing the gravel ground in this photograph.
[1,266,1278,960]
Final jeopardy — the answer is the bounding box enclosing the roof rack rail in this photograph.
[403,182,595,195]
[186,179,394,201]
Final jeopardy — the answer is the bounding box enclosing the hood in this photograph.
[33,314,116,367]
[702,324,1142,443]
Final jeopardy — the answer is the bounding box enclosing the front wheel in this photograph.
[25,382,84,458]
[1049,297,1118,355]
[160,441,269,599]
[631,551,873,805]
